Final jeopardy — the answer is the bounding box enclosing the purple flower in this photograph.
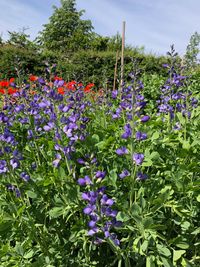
[94,237,103,245]
[136,94,144,101]
[88,220,96,228]
[135,131,147,141]
[136,172,148,181]
[111,90,118,99]
[121,123,132,139]
[115,147,128,156]
[133,153,144,165]
[78,176,92,186]
[0,160,7,173]
[101,207,118,217]
[57,80,65,87]
[140,115,150,122]
[101,194,114,206]
[43,122,54,132]
[83,204,96,215]
[52,154,62,167]
[10,158,20,169]
[38,77,45,85]
[77,158,85,165]
[136,101,146,110]
[162,63,169,68]
[119,169,130,179]
[39,99,50,108]
[173,122,181,130]
[95,170,106,180]
[82,191,98,204]
[20,172,30,182]
[110,233,120,246]
[88,227,99,236]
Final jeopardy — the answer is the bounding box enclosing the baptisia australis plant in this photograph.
[157,45,198,129]
[77,157,122,246]
[0,77,95,201]
[113,67,149,184]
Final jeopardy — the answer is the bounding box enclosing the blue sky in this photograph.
[0,0,200,56]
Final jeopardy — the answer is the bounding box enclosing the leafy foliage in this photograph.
[38,0,94,52]
[184,31,200,70]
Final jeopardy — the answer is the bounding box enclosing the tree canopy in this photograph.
[39,0,94,52]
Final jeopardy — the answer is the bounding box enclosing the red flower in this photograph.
[9,78,15,83]
[83,83,95,93]
[54,76,63,81]
[66,81,77,90]
[30,90,36,95]
[0,80,9,87]
[0,88,6,94]
[57,87,65,95]
[29,75,38,82]
[8,88,18,95]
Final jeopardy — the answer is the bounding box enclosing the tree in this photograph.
[38,0,94,52]
[6,28,37,50]
[184,31,200,69]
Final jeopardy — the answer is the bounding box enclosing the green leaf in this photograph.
[182,140,190,150]
[142,217,154,229]
[15,243,24,256]
[23,249,34,259]
[142,158,153,167]
[177,112,186,125]
[173,250,185,262]
[26,190,37,199]
[151,131,160,141]
[181,221,190,230]
[58,166,66,180]
[108,169,118,187]
[92,134,99,143]
[49,207,64,218]
[0,221,12,233]
[160,256,173,267]
[175,242,189,249]
[197,195,200,202]
[146,256,155,267]
[141,240,148,253]
[116,212,130,222]
[157,244,171,257]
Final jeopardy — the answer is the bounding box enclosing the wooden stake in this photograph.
[113,51,119,91]
[120,21,126,92]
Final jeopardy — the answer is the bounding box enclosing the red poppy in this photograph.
[57,87,65,95]
[83,83,95,93]
[8,88,18,95]
[0,80,9,87]
[66,81,77,90]
[0,88,6,94]
[9,78,15,83]
[54,76,62,81]
[29,75,38,82]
